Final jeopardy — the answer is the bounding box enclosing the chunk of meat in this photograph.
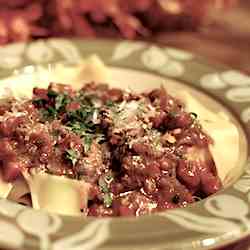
[49,83,74,95]
[156,177,194,208]
[76,141,108,183]
[88,204,115,217]
[177,159,201,190]
[114,191,157,216]
[0,116,25,137]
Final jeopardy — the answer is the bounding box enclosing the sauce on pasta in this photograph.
[0,82,222,216]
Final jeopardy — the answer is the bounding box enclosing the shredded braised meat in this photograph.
[0,82,222,216]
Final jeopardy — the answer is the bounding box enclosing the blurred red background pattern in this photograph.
[0,0,237,45]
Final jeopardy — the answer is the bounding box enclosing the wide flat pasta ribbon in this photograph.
[179,91,239,183]
[23,171,90,216]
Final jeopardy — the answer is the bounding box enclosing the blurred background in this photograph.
[0,0,249,74]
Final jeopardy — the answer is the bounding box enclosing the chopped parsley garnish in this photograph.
[36,90,71,120]
[104,173,114,183]
[103,193,113,208]
[138,101,146,114]
[66,107,97,152]
[98,172,114,209]
[69,121,88,136]
[65,104,105,151]
[66,106,96,127]
[55,94,70,112]
[33,99,46,107]
[65,149,80,166]
[40,106,57,120]
[98,176,109,193]
[83,134,93,152]
[36,88,105,154]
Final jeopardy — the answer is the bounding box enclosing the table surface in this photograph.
[155,0,250,75]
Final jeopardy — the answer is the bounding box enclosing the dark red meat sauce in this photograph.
[0,82,222,216]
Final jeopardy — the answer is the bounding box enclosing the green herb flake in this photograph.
[83,134,93,152]
[103,193,113,208]
[68,121,85,135]
[98,177,109,193]
[33,99,45,106]
[137,101,146,114]
[66,106,95,125]
[55,94,70,111]
[105,173,114,183]
[66,105,101,137]
[40,107,57,120]
[65,149,80,166]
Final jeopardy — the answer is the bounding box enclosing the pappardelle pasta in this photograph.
[0,60,239,217]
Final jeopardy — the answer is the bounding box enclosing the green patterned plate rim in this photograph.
[0,39,249,250]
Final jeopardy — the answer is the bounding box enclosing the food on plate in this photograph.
[0,57,239,217]
[0,79,237,217]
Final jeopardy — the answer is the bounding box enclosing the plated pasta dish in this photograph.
[0,59,239,217]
